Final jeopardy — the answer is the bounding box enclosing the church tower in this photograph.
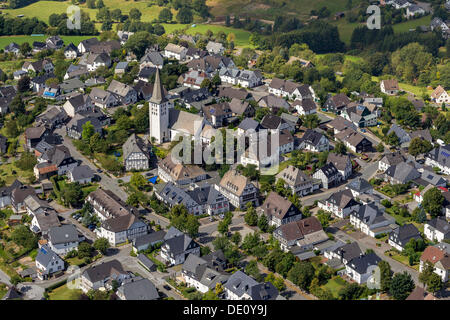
[149,68,170,144]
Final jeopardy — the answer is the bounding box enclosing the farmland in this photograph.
[0,35,100,50]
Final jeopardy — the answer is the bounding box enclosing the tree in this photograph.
[125,31,156,59]
[176,7,193,24]
[78,242,93,259]
[389,272,415,300]
[419,261,434,287]
[96,0,104,8]
[19,42,31,56]
[303,113,320,129]
[408,137,433,157]
[129,8,142,21]
[378,260,392,292]
[244,204,258,226]
[287,261,315,290]
[15,152,37,171]
[385,132,399,146]
[130,172,147,190]
[9,94,26,115]
[217,218,230,235]
[245,260,261,281]
[422,187,445,218]
[257,214,268,232]
[427,273,443,294]
[376,143,384,153]
[334,142,347,155]
[185,214,200,238]
[338,283,364,300]
[231,231,241,245]
[93,238,110,255]
[11,225,37,249]
[86,0,96,8]
[81,121,95,141]
[61,183,84,208]
[4,119,19,138]
[17,76,31,93]
[159,8,172,22]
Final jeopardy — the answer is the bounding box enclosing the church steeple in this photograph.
[150,68,167,104]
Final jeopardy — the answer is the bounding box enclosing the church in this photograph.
[149,68,206,144]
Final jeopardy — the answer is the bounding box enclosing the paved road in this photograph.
[54,127,128,202]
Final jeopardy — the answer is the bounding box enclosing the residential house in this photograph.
[89,87,119,109]
[116,277,159,300]
[86,188,137,221]
[276,165,320,196]
[327,153,352,180]
[324,241,363,265]
[345,253,382,284]
[63,93,93,117]
[313,162,342,189]
[107,80,137,105]
[123,134,150,171]
[384,162,421,185]
[341,105,378,128]
[182,253,229,294]
[379,152,406,172]
[34,145,78,179]
[350,203,395,237]
[22,59,54,74]
[24,126,48,150]
[11,185,36,213]
[60,78,85,94]
[114,61,129,75]
[35,245,64,280]
[298,129,329,152]
[260,114,293,134]
[224,270,279,300]
[32,41,47,52]
[140,50,164,69]
[431,85,450,104]
[219,67,263,88]
[30,208,60,234]
[218,170,259,210]
[425,144,450,175]
[424,217,450,242]
[202,102,233,128]
[187,55,235,76]
[164,43,188,61]
[387,123,411,146]
[66,114,102,140]
[46,36,64,50]
[132,230,167,253]
[4,42,20,55]
[47,224,82,256]
[85,52,111,71]
[257,94,291,113]
[268,77,313,100]
[206,41,225,55]
[99,212,148,246]
[420,245,450,282]
[273,216,329,252]
[217,86,252,101]
[158,155,207,186]
[68,165,94,184]
[160,233,200,266]
[388,223,422,251]
[79,260,130,293]
[380,79,399,95]
[77,38,100,54]
[318,189,360,218]
[324,93,351,113]
[229,98,255,118]
[335,128,373,153]
[346,177,374,198]
[293,99,317,116]
[64,43,79,59]
[0,180,22,209]
[327,116,357,135]
[261,192,302,228]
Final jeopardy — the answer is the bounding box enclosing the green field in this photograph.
[207,0,365,20]
[48,284,83,300]
[2,0,171,23]
[392,15,432,33]
[162,23,252,47]
[0,35,100,50]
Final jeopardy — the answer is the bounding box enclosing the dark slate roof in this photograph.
[427,217,450,237]
[0,179,22,197]
[346,178,373,194]
[427,144,450,168]
[36,245,62,267]
[332,242,362,262]
[117,277,159,300]
[137,254,155,270]
[301,129,325,147]
[350,203,391,226]
[164,234,197,255]
[317,162,339,179]
[389,223,421,246]
[224,270,258,297]
[326,189,358,209]
[133,230,166,248]
[348,252,381,274]
[385,162,421,183]
[248,282,279,300]
[48,224,79,245]
[260,114,284,129]
[238,117,261,131]
[70,165,94,181]
[83,259,127,283]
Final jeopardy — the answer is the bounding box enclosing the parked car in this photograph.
[97,169,103,173]
[88,224,96,231]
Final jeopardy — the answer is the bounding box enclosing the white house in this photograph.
[164,43,187,61]
[345,253,382,284]
[35,245,65,280]
[47,224,82,256]
[424,217,450,243]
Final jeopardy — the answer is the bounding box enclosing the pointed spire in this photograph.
[150,68,167,104]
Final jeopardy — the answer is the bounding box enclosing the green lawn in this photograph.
[2,1,170,24]
[392,15,432,33]
[48,284,83,300]
[322,276,347,298]
[161,23,253,47]
[385,250,420,271]
[0,283,7,298]
[330,20,362,45]
[0,161,34,185]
